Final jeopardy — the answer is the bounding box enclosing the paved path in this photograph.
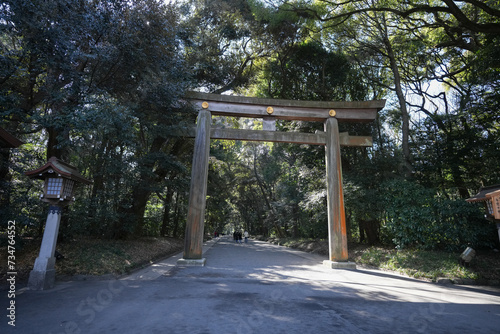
[3,236,500,333]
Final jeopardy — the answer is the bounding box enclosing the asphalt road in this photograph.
[3,236,500,333]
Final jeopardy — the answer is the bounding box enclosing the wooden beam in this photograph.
[325,117,349,262]
[339,134,373,147]
[182,127,373,147]
[185,91,385,123]
[183,109,211,260]
[210,128,325,145]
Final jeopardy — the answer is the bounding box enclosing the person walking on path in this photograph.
[244,231,249,243]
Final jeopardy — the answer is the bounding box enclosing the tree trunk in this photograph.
[46,124,70,161]
[253,152,283,238]
[359,219,380,245]
[172,192,182,238]
[119,136,168,237]
[160,188,175,236]
[383,27,413,176]
[0,149,12,216]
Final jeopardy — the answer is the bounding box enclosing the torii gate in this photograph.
[178,92,385,268]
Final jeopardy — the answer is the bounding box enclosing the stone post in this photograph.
[28,205,62,290]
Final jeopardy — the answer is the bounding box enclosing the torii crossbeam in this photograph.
[179,92,385,268]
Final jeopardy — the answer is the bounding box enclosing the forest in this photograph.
[1,0,499,252]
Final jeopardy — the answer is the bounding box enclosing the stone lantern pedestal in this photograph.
[28,206,63,290]
[25,157,91,290]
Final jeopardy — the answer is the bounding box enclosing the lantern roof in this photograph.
[0,127,23,148]
[466,184,500,203]
[25,157,92,185]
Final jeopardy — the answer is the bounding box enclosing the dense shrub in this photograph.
[382,179,497,251]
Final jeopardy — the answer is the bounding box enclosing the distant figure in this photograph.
[233,231,237,243]
[237,231,243,244]
[244,231,249,243]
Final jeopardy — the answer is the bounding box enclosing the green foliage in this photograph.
[382,179,496,251]
[257,41,368,101]
[1,0,499,250]
[179,0,264,94]
[1,0,193,239]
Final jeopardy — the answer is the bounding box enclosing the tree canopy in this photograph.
[1,0,498,251]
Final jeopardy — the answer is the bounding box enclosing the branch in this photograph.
[287,1,500,34]
[455,0,500,19]
[440,0,500,34]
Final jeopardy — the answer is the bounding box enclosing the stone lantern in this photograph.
[485,190,500,220]
[25,157,91,290]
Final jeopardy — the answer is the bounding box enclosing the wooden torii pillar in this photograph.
[178,92,385,267]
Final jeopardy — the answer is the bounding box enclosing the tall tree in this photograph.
[179,0,268,94]
[318,3,418,175]
[1,0,193,238]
